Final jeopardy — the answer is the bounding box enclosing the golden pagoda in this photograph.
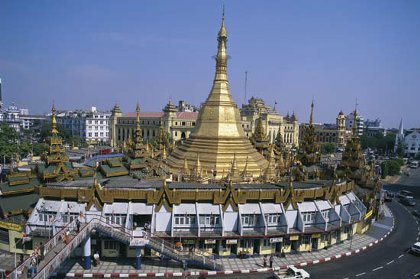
[39,103,77,182]
[299,100,321,166]
[166,12,268,179]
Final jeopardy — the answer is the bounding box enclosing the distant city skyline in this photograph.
[0,1,419,129]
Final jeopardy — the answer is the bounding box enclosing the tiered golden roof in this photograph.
[166,13,268,179]
[39,103,77,181]
[299,100,321,166]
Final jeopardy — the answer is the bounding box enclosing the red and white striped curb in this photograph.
[65,212,395,277]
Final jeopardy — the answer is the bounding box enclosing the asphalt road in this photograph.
[190,168,420,279]
[305,167,420,279]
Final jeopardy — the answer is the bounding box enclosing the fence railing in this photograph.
[8,216,223,278]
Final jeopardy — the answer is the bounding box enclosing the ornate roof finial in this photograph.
[352,109,358,136]
[230,153,238,177]
[195,153,202,178]
[214,6,228,83]
[51,101,58,135]
[219,4,227,39]
[134,102,142,146]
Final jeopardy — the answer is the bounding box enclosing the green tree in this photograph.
[360,133,396,155]
[32,143,49,156]
[0,124,19,163]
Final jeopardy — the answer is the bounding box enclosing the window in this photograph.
[200,215,219,225]
[302,212,316,223]
[265,214,279,224]
[241,214,256,226]
[174,215,196,226]
[321,210,329,219]
[303,235,311,244]
[104,240,118,250]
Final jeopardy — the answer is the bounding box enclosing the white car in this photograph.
[411,242,420,255]
[274,266,310,279]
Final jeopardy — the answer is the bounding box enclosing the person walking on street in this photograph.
[263,255,267,267]
[269,254,273,268]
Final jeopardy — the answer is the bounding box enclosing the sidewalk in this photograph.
[58,205,395,278]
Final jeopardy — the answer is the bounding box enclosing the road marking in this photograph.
[356,272,366,277]
[372,266,383,271]
[386,260,395,265]
[398,254,404,259]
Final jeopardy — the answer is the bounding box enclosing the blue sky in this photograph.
[0,0,419,128]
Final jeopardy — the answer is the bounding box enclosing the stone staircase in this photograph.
[8,217,223,279]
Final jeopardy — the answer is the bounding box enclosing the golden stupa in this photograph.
[166,13,269,179]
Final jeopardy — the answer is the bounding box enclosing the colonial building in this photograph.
[109,100,199,148]
[404,130,420,157]
[299,108,350,149]
[240,97,299,148]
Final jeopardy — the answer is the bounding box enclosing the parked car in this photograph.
[411,242,420,255]
[412,210,420,218]
[401,197,416,206]
[397,190,414,199]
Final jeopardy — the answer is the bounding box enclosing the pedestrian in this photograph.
[263,255,267,267]
[93,251,100,266]
[269,254,273,268]
[76,218,81,233]
[39,242,44,261]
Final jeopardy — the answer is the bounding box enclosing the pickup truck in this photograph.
[274,266,310,278]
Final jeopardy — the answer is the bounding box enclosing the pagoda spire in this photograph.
[352,110,358,136]
[51,101,58,135]
[135,102,141,144]
[309,99,314,126]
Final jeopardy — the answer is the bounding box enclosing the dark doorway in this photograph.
[253,239,260,254]
[311,238,318,250]
[291,240,299,251]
